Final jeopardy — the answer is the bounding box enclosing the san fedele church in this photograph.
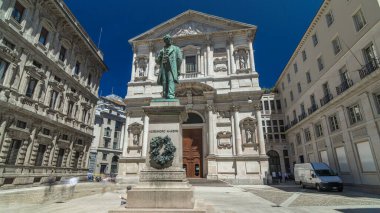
[118,10,269,184]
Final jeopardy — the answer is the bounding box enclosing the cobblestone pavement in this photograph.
[241,183,380,208]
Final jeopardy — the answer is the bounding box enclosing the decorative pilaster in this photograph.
[148,43,155,80]
[0,119,8,151]
[42,144,52,166]
[24,127,38,165]
[16,140,29,165]
[0,137,12,164]
[255,105,266,155]
[131,45,137,81]
[232,105,242,155]
[62,148,70,167]
[247,36,256,72]
[142,114,149,157]
[206,104,215,156]
[122,112,130,156]
[206,35,214,76]
[228,33,236,74]
[28,139,40,165]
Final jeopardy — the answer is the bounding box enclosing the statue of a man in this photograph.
[156,35,182,99]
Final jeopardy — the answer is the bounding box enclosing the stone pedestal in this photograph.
[121,99,203,212]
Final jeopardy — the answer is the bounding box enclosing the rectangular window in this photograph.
[290,91,294,101]
[77,139,83,145]
[332,37,342,55]
[33,60,42,69]
[87,74,92,86]
[0,58,10,84]
[320,150,329,165]
[362,43,377,65]
[74,62,80,75]
[62,134,68,141]
[287,73,291,83]
[284,98,287,108]
[347,104,363,124]
[38,27,49,45]
[5,139,21,165]
[25,77,37,98]
[16,120,27,129]
[185,56,196,73]
[335,147,349,172]
[317,56,324,71]
[270,100,275,111]
[328,114,340,132]
[356,141,376,172]
[315,123,323,138]
[325,10,334,27]
[49,90,59,109]
[302,50,307,61]
[2,38,16,50]
[102,153,107,160]
[310,94,316,106]
[304,128,311,142]
[59,46,66,62]
[306,71,311,83]
[281,82,285,90]
[82,109,88,122]
[67,101,74,117]
[56,149,65,167]
[339,66,350,85]
[35,144,46,166]
[276,100,282,110]
[353,9,366,32]
[312,33,318,46]
[42,128,50,136]
[296,133,302,145]
[11,1,25,23]
[322,82,330,96]
[374,93,380,114]
[264,100,269,110]
[297,82,302,93]
[293,63,298,73]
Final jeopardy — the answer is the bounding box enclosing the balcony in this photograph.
[291,118,298,126]
[358,58,380,79]
[320,93,333,107]
[298,112,308,121]
[336,79,353,95]
[308,104,318,115]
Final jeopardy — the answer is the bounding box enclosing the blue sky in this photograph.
[65,0,323,98]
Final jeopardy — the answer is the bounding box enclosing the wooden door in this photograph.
[182,129,202,178]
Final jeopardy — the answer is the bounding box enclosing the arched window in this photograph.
[183,113,203,124]
[267,150,281,175]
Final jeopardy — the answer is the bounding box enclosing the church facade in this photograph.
[118,10,269,184]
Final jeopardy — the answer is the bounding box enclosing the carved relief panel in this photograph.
[217,131,232,149]
[128,122,143,146]
[213,48,228,72]
[240,117,257,148]
[134,55,149,80]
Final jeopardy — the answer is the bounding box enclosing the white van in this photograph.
[294,162,343,192]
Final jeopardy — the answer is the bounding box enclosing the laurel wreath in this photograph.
[149,135,176,167]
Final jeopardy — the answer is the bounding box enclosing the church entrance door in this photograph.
[182,129,203,178]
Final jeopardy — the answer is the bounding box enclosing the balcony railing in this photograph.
[320,93,333,107]
[308,104,318,115]
[336,79,354,95]
[298,112,308,121]
[358,58,380,79]
[180,72,200,79]
[291,118,298,126]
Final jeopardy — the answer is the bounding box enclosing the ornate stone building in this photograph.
[276,0,380,185]
[0,0,107,187]
[119,10,268,184]
[89,94,125,176]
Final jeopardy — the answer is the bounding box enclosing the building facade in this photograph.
[119,10,269,184]
[275,0,380,185]
[89,94,126,176]
[0,0,107,187]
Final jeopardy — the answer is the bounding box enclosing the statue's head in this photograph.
[163,34,172,46]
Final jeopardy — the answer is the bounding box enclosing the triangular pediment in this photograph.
[129,10,256,42]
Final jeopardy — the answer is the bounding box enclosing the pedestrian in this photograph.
[68,177,78,197]
[284,172,289,182]
[278,171,282,183]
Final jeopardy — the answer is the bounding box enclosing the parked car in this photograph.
[294,162,343,192]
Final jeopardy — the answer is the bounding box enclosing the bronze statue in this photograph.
[156,35,182,99]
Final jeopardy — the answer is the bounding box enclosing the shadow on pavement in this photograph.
[335,208,380,213]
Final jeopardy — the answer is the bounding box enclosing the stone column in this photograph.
[148,43,155,80]
[207,104,215,155]
[197,50,201,74]
[206,41,214,76]
[131,48,137,82]
[255,107,266,155]
[228,35,236,74]
[141,114,149,158]
[122,113,130,156]
[226,44,231,75]
[248,38,256,72]
[232,105,242,155]
[200,49,205,75]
